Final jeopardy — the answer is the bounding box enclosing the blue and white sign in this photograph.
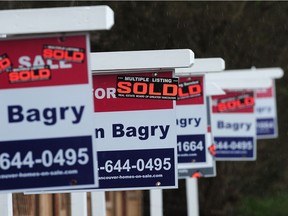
[255,81,278,139]
[0,34,98,192]
[92,71,178,190]
[210,90,257,161]
[176,76,215,178]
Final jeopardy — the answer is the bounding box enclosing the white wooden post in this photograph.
[186,178,199,216]
[0,5,115,216]
[0,193,13,216]
[71,192,88,216]
[150,189,163,216]
[175,58,225,216]
[91,192,106,216]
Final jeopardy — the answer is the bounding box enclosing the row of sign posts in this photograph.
[0,5,284,216]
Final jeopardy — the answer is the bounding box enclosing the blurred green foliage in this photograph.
[236,194,288,216]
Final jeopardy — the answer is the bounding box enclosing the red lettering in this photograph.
[244,97,254,106]
[39,68,51,79]
[31,70,40,79]
[149,83,161,95]
[178,87,189,97]
[178,84,202,98]
[64,51,74,61]
[42,48,53,59]
[72,51,84,62]
[54,50,64,60]
[217,96,254,112]
[43,48,85,62]
[117,81,132,94]
[9,68,51,83]
[117,81,178,97]
[227,101,237,109]
[188,84,201,95]
[163,84,178,96]
[134,83,147,94]
[0,58,11,71]
[19,71,31,81]
[217,102,227,112]
[8,72,20,82]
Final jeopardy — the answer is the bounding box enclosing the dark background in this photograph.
[1,1,288,215]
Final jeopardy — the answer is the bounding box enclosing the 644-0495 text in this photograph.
[0,148,89,170]
[99,158,172,173]
[215,140,253,150]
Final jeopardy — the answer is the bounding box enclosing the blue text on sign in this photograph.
[217,120,252,131]
[112,124,170,140]
[176,117,201,128]
[8,105,85,126]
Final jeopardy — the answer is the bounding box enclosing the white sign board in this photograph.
[92,71,178,190]
[255,81,278,139]
[176,76,215,178]
[0,34,98,192]
[210,90,257,161]
[24,49,195,195]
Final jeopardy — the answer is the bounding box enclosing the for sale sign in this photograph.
[0,34,97,192]
[255,81,278,139]
[176,76,215,178]
[210,90,257,160]
[93,71,178,190]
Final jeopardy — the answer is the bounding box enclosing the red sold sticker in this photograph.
[176,76,204,105]
[8,66,51,83]
[93,72,175,112]
[177,80,202,100]
[0,35,89,90]
[116,75,178,100]
[42,45,85,63]
[0,54,12,73]
[212,91,255,113]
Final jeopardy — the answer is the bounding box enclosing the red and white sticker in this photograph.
[93,72,174,112]
[116,75,178,100]
[0,35,88,90]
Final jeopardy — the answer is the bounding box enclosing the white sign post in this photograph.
[0,193,12,216]
[175,58,225,216]
[91,192,106,216]
[186,178,199,216]
[91,49,193,191]
[91,49,193,216]
[150,189,163,216]
[147,58,225,216]
[71,192,88,216]
[27,49,194,216]
[175,58,225,178]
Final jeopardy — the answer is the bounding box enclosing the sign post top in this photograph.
[206,67,284,80]
[91,49,194,73]
[207,79,273,90]
[175,58,225,75]
[206,67,284,90]
[174,58,226,96]
[0,5,114,35]
[206,82,225,96]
